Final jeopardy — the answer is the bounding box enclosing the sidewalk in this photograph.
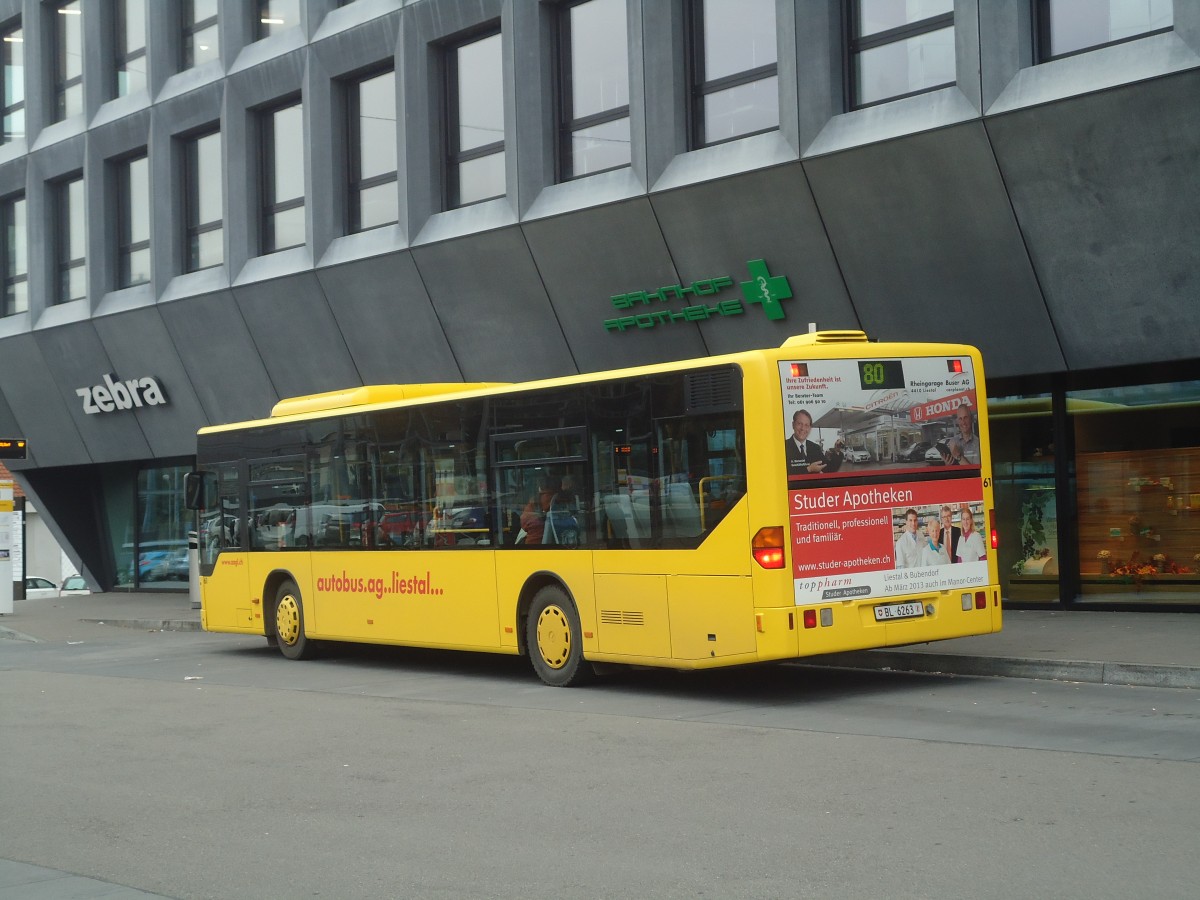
[2,591,1198,689]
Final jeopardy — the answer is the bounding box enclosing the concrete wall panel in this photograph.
[521,199,707,374]
[987,74,1200,371]
[159,292,280,426]
[412,227,574,382]
[33,325,152,464]
[233,273,361,400]
[92,309,209,459]
[804,123,1064,378]
[651,162,857,355]
[316,251,461,385]
[0,333,87,469]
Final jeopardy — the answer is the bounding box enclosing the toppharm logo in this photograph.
[604,259,793,332]
[77,373,169,415]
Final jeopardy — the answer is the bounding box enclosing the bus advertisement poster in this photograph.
[779,355,981,475]
[789,480,988,605]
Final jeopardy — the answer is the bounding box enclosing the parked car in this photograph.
[900,442,932,462]
[59,575,91,596]
[845,448,871,463]
[166,553,191,580]
[24,576,59,599]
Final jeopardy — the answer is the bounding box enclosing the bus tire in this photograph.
[526,585,592,687]
[274,579,314,660]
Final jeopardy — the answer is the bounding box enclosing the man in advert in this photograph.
[894,508,923,568]
[786,409,826,474]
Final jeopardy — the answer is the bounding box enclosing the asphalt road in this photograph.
[2,627,1199,900]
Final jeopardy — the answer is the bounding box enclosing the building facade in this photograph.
[0,0,1196,607]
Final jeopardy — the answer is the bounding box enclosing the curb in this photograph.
[806,650,1200,690]
[80,618,203,632]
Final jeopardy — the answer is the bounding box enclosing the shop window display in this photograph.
[988,393,1060,603]
[1072,382,1200,604]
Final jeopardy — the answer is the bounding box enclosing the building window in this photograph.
[261,99,304,253]
[1,193,27,316]
[256,0,300,40]
[114,0,146,97]
[185,128,222,271]
[347,68,398,233]
[446,28,505,208]
[56,174,86,303]
[1035,0,1173,61]
[689,0,778,148]
[558,0,630,180]
[1,21,23,144]
[848,0,955,109]
[183,0,219,69]
[53,1,83,121]
[117,153,150,287]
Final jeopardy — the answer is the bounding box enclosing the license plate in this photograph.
[874,601,926,622]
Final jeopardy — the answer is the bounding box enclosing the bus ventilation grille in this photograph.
[601,610,645,626]
[684,368,742,414]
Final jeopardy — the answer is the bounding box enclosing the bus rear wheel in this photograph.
[526,585,592,687]
[274,580,314,660]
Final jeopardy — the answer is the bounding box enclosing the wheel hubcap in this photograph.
[536,605,571,670]
[277,595,300,646]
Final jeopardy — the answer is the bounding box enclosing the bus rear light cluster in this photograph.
[961,591,988,611]
[752,526,786,569]
[801,607,834,628]
[989,510,999,550]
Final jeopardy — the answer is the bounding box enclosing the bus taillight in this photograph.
[989,509,999,549]
[752,527,786,569]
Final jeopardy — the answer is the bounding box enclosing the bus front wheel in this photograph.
[526,585,592,687]
[274,580,314,660]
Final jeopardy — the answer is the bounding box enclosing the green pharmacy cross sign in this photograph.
[603,259,793,333]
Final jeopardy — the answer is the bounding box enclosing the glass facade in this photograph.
[105,463,191,591]
[262,100,305,253]
[992,379,1200,607]
[54,1,83,121]
[257,0,301,40]
[691,0,778,146]
[1,193,26,315]
[185,129,223,271]
[560,0,630,179]
[447,30,505,208]
[115,0,146,98]
[1,22,23,144]
[183,0,220,69]
[348,68,398,233]
[1039,0,1173,59]
[56,175,85,303]
[118,153,150,287]
[850,0,955,108]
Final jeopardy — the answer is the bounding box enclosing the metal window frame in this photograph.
[0,192,27,316]
[116,150,150,289]
[556,0,631,182]
[1032,0,1174,63]
[443,23,505,210]
[0,19,23,144]
[182,0,219,70]
[114,0,147,98]
[844,2,955,111]
[687,0,779,150]
[259,96,305,254]
[53,0,83,122]
[183,126,222,272]
[346,65,399,234]
[55,172,85,304]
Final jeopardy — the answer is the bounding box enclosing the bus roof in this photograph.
[197,330,981,435]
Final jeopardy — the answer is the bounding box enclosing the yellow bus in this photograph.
[185,331,1000,685]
